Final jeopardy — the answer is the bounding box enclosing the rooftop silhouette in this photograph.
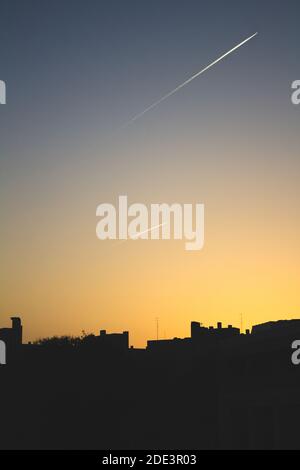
[1,315,300,450]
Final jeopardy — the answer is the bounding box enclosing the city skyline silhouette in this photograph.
[1,314,300,449]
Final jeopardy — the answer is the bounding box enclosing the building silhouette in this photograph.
[1,315,300,449]
[147,321,244,351]
[191,320,240,339]
[0,317,22,345]
[97,329,129,351]
[0,317,22,362]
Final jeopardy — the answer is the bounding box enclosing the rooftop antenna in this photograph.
[240,313,243,334]
[155,317,159,341]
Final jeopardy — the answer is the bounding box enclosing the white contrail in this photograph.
[122,32,258,127]
[114,222,167,246]
[131,222,167,239]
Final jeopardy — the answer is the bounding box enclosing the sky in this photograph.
[0,0,300,346]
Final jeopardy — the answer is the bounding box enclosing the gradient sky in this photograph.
[0,0,300,346]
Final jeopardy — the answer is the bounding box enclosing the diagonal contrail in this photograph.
[122,32,258,127]
[114,222,167,246]
[131,222,167,239]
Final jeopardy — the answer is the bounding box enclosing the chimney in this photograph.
[123,331,129,349]
[191,321,200,339]
[100,330,106,336]
[217,322,222,330]
[11,317,22,345]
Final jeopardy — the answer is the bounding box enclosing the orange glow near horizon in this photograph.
[1,125,300,348]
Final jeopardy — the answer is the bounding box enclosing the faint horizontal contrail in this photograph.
[122,32,258,127]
